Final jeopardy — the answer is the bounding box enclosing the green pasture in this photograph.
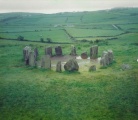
[66,28,124,38]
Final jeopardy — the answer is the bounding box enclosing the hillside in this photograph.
[0,8,138,43]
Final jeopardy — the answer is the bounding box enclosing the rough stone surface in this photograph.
[90,45,98,59]
[29,51,36,66]
[64,59,79,71]
[34,48,38,60]
[108,50,114,63]
[121,64,132,70]
[81,52,88,59]
[41,55,51,69]
[56,61,62,72]
[55,46,62,56]
[100,50,114,67]
[23,46,31,65]
[45,47,52,57]
[70,45,77,56]
[89,65,96,71]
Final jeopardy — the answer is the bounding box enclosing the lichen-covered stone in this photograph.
[64,59,79,71]
[100,50,114,67]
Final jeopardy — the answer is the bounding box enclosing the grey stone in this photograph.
[89,65,96,71]
[121,64,132,70]
[70,45,76,56]
[100,50,114,67]
[108,50,114,63]
[64,59,79,71]
[81,52,88,59]
[23,46,31,65]
[56,61,62,72]
[41,55,51,69]
[90,45,98,59]
[45,46,52,57]
[55,46,62,56]
[29,51,36,67]
[34,48,38,60]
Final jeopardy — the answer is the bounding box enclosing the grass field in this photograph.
[0,8,138,120]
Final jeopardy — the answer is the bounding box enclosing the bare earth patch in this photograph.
[51,55,101,72]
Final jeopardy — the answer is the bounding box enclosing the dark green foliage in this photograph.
[17,35,24,41]
[46,38,52,43]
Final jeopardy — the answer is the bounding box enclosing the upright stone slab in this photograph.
[34,48,38,60]
[55,46,62,56]
[64,59,79,71]
[100,50,114,67]
[70,45,76,56]
[108,50,114,63]
[90,45,98,59]
[23,46,31,65]
[29,51,36,67]
[45,47,52,57]
[56,61,62,72]
[41,55,51,69]
[81,52,88,59]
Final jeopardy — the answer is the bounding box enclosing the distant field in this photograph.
[0,8,138,43]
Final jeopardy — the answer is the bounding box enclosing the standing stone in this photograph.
[64,59,79,71]
[81,52,88,59]
[100,50,114,67]
[45,46,52,57]
[41,55,51,69]
[70,45,77,56]
[55,46,62,56]
[23,46,31,65]
[89,65,96,71]
[29,51,36,67]
[90,45,98,59]
[34,48,38,60]
[56,61,62,72]
[108,50,114,63]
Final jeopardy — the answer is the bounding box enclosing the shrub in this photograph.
[40,38,44,42]
[17,36,24,41]
[47,38,52,43]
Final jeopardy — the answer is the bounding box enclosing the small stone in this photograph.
[64,59,79,71]
[81,52,88,59]
[56,61,62,72]
[70,45,77,56]
[89,65,96,71]
[121,64,132,70]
